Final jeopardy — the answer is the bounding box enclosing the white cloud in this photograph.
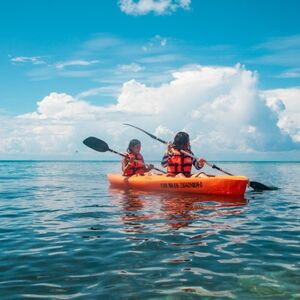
[119,0,191,16]
[0,93,125,158]
[255,35,300,51]
[10,56,46,65]
[277,68,300,78]
[142,35,168,51]
[156,35,167,47]
[10,35,174,83]
[56,70,98,78]
[18,92,105,121]
[55,60,99,69]
[1,65,300,160]
[118,63,144,72]
[248,35,300,68]
[77,86,121,98]
[113,65,298,153]
[139,54,179,63]
[81,35,122,52]
[263,88,300,143]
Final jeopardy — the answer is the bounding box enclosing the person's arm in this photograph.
[140,155,153,172]
[190,150,205,170]
[122,155,134,173]
[144,163,154,172]
[161,143,172,167]
[161,153,169,167]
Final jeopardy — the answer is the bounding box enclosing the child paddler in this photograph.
[161,132,205,177]
[122,139,154,176]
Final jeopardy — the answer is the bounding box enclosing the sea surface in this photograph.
[0,161,299,299]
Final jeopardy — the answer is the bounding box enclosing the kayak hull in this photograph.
[107,173,248,196]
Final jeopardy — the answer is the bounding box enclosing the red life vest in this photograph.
[123,152,145,176]
[167,149,193,177]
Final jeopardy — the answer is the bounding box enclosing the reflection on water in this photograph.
[110,188,248,233]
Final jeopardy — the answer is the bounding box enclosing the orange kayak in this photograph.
[107,173,248,196]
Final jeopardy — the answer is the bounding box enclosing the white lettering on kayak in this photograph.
[160,182,203,189]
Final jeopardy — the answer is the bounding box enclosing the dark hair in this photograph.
[173,132,190,150]
[127,139,141,152]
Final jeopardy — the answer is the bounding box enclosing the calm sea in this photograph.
[0,161,299,299]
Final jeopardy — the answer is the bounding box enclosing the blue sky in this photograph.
[1,0,300,160]
[1,0,300,114]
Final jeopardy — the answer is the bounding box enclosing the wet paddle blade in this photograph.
[249,181,276,191]
[83,137,109,152]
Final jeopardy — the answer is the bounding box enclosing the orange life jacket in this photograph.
[123,152,145,176]
[167,148,193,177]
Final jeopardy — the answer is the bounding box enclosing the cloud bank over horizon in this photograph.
[1,64,300,160]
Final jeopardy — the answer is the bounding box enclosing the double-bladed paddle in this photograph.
[82,136,166,174]
[123,123,274,191]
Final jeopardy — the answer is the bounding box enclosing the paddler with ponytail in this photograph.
[161,132,205,177]
[122,139,154,176]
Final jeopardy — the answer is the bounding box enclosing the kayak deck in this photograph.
[107,173,248,196]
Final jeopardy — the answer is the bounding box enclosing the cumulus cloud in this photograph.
[19,93,105,121]
[113,65,298,153]
[119,0,191,16]
[263,88,300,143]
[0,93,128,159]
[1,65,299,160]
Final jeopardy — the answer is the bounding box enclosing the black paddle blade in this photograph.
[249,181,276,191]
[83,137,109,152]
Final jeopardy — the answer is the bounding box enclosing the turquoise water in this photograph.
[0,161,299,299]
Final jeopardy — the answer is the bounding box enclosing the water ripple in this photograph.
[0,161,300,299]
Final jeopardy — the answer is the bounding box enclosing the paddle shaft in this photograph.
[123,124,274,191]
[124,123,232,175]
[168,149,271,189]
[83,136,166,174]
